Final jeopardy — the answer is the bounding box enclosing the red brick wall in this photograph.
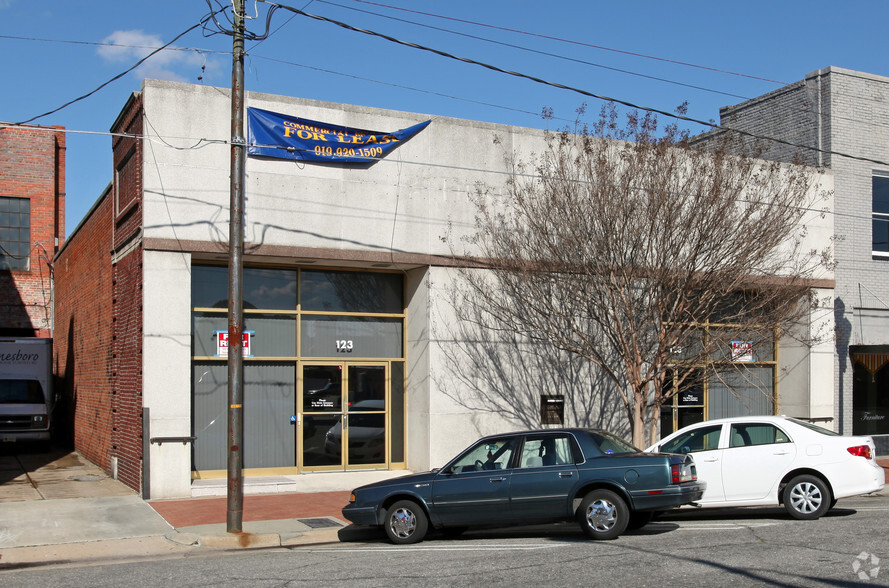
[0,124,65,337]
[53,189,113,460]
[110,95,145,493]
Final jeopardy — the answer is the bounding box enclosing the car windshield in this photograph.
[787,418,839,436]
[0,379,45,404]
[587,430,638,455]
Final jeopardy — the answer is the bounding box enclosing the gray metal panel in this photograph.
[709,366,775,419]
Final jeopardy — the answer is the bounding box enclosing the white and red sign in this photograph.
[215,331,253,357]
[731,340,754,362]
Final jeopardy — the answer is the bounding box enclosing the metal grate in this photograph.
[298,518,343,529]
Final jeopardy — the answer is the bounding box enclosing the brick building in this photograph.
[703,66,889,452]
[0,124,65,337]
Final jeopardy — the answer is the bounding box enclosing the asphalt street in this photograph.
[4,494,888,587]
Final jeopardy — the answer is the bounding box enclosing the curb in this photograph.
[0,527,343,569]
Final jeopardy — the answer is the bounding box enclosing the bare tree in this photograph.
[450,104,832,447]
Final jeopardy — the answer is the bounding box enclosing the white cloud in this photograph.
[98,29,209,83]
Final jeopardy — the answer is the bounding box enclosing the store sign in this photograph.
[215,331,254,357]
[679,391,702,405]
[247,107,431,163]
[731,340,754,362]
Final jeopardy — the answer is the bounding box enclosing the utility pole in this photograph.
[227,0,246,534]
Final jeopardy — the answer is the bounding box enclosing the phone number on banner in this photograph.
[315,146,384,159]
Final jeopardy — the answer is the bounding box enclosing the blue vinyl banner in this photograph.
[247,107,430,163]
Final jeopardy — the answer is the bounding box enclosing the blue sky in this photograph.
[3,0,889,235]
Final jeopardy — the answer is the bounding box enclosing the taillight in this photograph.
[847,445,872,460]
[671,463,696,484]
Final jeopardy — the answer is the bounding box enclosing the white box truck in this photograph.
[0,338,53,443]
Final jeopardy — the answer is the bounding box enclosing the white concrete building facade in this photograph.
[56,79,836,498]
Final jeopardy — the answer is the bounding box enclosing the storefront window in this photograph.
[709,366,775,419]
[300,316,402,358]
[190,265,406,474]
[301,270,402,313]
[853,360,889,435]
[191,266,297,310]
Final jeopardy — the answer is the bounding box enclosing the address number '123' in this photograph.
[336,340,354,352]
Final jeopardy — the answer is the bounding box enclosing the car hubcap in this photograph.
[790,482,822,513]
[586,499,617,531]
[390,507,416,538]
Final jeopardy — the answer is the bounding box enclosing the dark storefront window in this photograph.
[853,356,889,436]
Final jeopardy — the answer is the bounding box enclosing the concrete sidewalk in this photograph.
[0,448,393,568]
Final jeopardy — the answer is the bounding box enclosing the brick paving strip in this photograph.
[149,491,352,528]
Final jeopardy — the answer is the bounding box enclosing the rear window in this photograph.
[0,379,45,404]
[787,418,839,436]
[587,430,639,455]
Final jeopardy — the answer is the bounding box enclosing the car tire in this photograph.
[577,489,629,540]
[783,475,831,520]
[384,500,429,544]
[626,511,653,530]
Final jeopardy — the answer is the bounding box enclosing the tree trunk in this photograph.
[631,393,646,449]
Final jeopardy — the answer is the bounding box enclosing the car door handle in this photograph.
[558,472,574,478]
[773,451,790,455]
[490,477,506,483]
[702,458,719,462]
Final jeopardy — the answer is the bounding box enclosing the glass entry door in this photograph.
[300,363,387,470]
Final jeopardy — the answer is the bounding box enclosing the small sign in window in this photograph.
[214,330,254,357]
[541,394,564,425]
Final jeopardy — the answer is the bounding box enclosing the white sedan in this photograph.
[645,415,885,519]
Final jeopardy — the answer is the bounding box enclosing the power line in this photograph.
[248,54,577,124]
[341,0,791,86]
[0,34,229,56]
[314,0,753,101]
[13,16,216,125]
[261,2,889,168]
[1,21,882,134]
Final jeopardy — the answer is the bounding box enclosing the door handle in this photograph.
[558,472,574,478]
[702,458,719,462]
[773,451,790,455]
[489,477,506,483]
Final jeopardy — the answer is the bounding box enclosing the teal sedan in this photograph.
[342,428,705,544]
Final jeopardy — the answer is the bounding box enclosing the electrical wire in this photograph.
[342,0,791,86]
[248,53,577,124]
[2,25,885,133]
[14,19,209,125]
[313,0,753,101]
[261,2,889,168]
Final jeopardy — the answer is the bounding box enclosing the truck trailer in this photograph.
[0,338,53,443]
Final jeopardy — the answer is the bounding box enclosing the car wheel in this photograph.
[626,511,653,530]
[577,489,629,540]
[384,500,429,544]
[783,475,831,520]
